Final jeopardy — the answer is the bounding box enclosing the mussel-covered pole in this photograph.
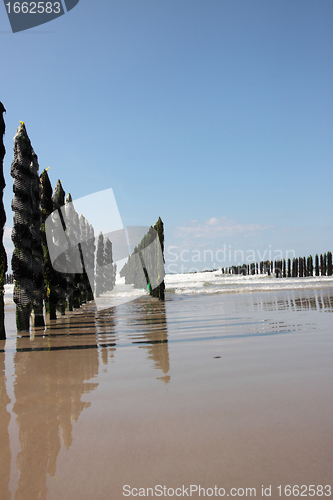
[120,217,165,300]
[72,208,82,308]
[151,217,165,300]
[10,128,44,329]
[40,169,57,320]
[52,180,67,314]
[85,219,94,301]
[87,223,96,301]
[0,103,7,339]
[95,232,104,298]
[64,193,76,310]
[30,150,44,326]
[104,237,114,292]
[79,214,92,303]
[11,123,34,331]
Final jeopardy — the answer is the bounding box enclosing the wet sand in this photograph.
[1,288,333,499]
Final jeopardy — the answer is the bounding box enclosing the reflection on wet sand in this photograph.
[95,298,170,382]
[94,308,117,365]
[253,288,333,313]
[13,335,99,500]
[132,300,170,383]
[11,298,170,385]
[3,297,170,500]
[0,354,11,500]
[4,288,332,499]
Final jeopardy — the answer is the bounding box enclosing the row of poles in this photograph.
[10,121,99,333]
[0,105,165,339]
[222,253,333,277]
[0,114,116,337]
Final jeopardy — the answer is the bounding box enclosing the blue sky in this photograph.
[1,0,332,271]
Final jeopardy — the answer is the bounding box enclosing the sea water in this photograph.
[1,274,332,499]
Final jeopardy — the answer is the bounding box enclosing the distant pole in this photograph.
[327,251,332,276]
[323,253,327,276]
[315,254,319,276]
[308,255,313,277]
[299,257,303,278]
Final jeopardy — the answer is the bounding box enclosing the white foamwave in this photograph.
[165,271,333,295]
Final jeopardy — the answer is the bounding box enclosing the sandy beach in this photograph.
[0,281,332,499]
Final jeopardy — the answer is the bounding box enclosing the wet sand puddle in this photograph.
[0,287,332,499]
